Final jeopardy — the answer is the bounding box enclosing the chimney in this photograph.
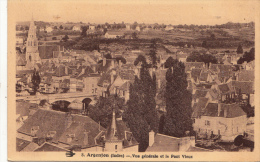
[111,74,114,84]
[111,59,115,68]
[224,106,228,118]
[124,131,127,140]
[118,60,122,68]
[218,102,222,117]
[83,131,89,146]
[31,126,39,137]
[81,67,85,75]
[103,58,106,66]
[92,65,96,73]
[149,130,155,147]
[65,66,68,75]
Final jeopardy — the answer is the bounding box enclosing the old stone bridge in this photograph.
[16,92,96,105]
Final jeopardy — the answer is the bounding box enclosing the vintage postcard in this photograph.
[8,0,259,161]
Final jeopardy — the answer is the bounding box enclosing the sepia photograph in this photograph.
[8,0,259,161]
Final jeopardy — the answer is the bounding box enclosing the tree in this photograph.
[115,56,127,64]
[62,35,69,42]
[81,26,88,37]
[104,53,112,59]
[132,32,138,39]
[202,40,207,48]
[186,51,217,66]
[89,95,124,128]
[163,57,193,137]
[148,39,158,67]
[53,26,58,30]
[124,55,158,151]
[237,44,243,54]
[59,25,63,30]
[237,47,255,64]
[210,33,216,40]
[31,69,41,95]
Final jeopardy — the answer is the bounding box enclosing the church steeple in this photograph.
[106,97,118,141]
[104,95,123,152]
[26,14,41,69]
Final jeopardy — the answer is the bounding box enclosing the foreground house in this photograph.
[17,109,106,151]
[193,103,247,142]
[146,131,210,152]
[17,108,138,152]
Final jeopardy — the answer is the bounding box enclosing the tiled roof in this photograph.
[199,71,208,82]
[17,109,68,139]
[208,88,219,100]
[57,115,105,147]
[145,134,181,152]
[34,142,69,152]
[106,119,138,148]
[231,81,254,94]
[18,109,105,149]
[53,65,68,77]
[17,75,28,84]
[221,103,247,118]
[203,103,219,117]
[146,134,179,152]
[203,103,246,118]
[191,68,202,82]
[118,81,132,91]
[192,97,209,118]
[106,30,125,36]
[21,141,39,152]
[16,100,31,116]
[238,70,254,82]
[118,70,135,81]
[194,89,208,99]
[97,69,114,86]
[16,138,31,152]
[16,54,27,66]
[76,66,94,79]
[53,51,60,58]
[218,84,231,94]
[184,62,204,72]
[97,59,113,73]
[39,45,60,59]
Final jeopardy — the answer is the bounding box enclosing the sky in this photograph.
[9,0,257,25]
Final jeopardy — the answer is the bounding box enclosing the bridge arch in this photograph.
[51,100,71,112]
[82,98,92,115]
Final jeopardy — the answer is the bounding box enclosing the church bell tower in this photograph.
[26,16,41,69]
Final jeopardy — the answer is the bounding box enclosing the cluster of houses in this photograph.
[16,102,139,152]
[16,18,254,152]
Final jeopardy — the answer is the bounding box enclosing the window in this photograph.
[115,145,117,150]
[205,120,210,126]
